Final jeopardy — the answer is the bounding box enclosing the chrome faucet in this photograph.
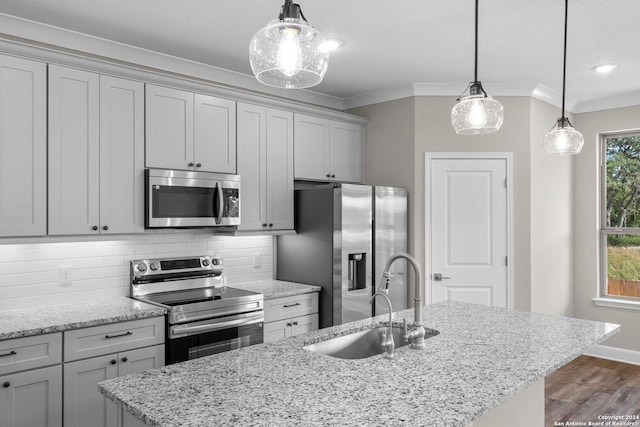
[378,252,426,350]
[369,292,394,358]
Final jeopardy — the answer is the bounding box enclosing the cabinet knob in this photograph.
[286,322,292,327]
[92,225,99,231]
[268,223,273,227]
[331,174,336,178]
[110,359,117,365]
[2,381,9,388]
[326,174,331,178]
[293,321,299,326]
[188,162,194,167]
[121,357,128,363]
[262,223,267,227]
[196,163,202,168]
[102,225,109,231]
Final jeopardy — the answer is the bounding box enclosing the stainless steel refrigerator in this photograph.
[276,184,407,329]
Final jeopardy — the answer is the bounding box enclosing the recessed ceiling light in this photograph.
[319,39,343,53]
[594,64,618,73]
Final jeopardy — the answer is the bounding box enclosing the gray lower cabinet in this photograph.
[263,293,319,342]
[63,345,163,427]
[62,317,164,427]
[0,333,63,427]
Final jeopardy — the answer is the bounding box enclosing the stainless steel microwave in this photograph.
[145,169,240,228]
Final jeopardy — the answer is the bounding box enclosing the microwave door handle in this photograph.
[215,181,223,225]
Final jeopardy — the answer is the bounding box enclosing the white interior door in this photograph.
[428,155,511,308]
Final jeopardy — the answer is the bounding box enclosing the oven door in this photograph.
[145,169,240,228]
[166,311,263,364]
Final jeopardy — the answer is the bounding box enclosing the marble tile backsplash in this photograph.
[0,232,273,311]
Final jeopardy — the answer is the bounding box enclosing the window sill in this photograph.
[592,297,640,311]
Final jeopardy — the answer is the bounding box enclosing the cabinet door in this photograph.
[0,365,62,427]
[48,65,100,235]
[236,103,267,231]
[117,345,164,377]
[330,121,362,183]
[263,319,292,343]
[145,84,194,170]
[294,114,330,180]
[290,314,319,337]
[63,354,118,427]
[0,55,47,237]
[99,76,145,234]
[265,108,294,230]
[194,94,236,173]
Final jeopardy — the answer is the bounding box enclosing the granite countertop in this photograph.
[99,301,619,427]
[230,279,320,300]
[0,298,166,341]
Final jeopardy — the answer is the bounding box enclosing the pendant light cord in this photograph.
[474,0,479,83]
[561,0,568,122]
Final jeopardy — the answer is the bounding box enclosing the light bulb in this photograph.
[468,99,488,128]
[277,28,302,77]
[543,118,584,155]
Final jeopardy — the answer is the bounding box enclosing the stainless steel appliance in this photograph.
[277,184,407,328]
[145,168,241,228]
[130,255,263,364]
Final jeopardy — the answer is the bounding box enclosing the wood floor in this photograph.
[545,355,640,426]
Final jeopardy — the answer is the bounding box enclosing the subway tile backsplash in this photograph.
[0,232,273,311]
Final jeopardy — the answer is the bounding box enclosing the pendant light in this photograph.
[451,0,504,135]
[249,0,329,89]
[543,0,584,155]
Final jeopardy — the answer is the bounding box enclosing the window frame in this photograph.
[595,130,640,310]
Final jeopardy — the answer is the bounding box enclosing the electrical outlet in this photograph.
[253,252,262,268]
[59,265,72,286]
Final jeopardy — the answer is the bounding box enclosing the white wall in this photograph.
[530,98,574,316]
[574,105,640,352]
[0,232,273,311]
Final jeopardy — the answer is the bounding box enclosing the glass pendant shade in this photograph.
[249,16,329,89]
[451,94,504,135]
[543,117,584,155]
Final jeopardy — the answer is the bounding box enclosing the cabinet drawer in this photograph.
[0,333,62,375]
[264,293,318,323]
[64,317,164,362]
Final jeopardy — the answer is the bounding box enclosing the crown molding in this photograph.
[0,13,345,111]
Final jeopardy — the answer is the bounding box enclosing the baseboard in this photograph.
[583,344,640,366]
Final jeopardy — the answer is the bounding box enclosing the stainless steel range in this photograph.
[130,255,264,364]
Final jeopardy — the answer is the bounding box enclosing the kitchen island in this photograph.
[99,301,619,427]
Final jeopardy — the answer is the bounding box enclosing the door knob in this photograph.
[433,273,451,281]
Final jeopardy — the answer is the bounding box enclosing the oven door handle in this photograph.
[170,313,263,338]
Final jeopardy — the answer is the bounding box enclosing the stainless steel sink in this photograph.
[303,326,409,359]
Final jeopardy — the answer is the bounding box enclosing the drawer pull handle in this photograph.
[3,381,9,388]
[283,302,301,308]
[0,351,16,358]
[105,331,133,339]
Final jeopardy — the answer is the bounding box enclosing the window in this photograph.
[600,133,640,301]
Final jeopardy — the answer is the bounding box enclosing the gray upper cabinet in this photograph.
[0,54,47,237]
[48,65,144,235]
[293,113,362,183]
[237,103,294,232]
[146,84,236,174]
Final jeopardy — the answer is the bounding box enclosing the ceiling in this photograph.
[0,0,639,112]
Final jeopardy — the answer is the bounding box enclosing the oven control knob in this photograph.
[149,261,160,271]
[202,259,210,267]
[137,263,147,272]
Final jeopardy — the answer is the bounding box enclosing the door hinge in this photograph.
[505,256,508,266]
[504,178,508,188]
